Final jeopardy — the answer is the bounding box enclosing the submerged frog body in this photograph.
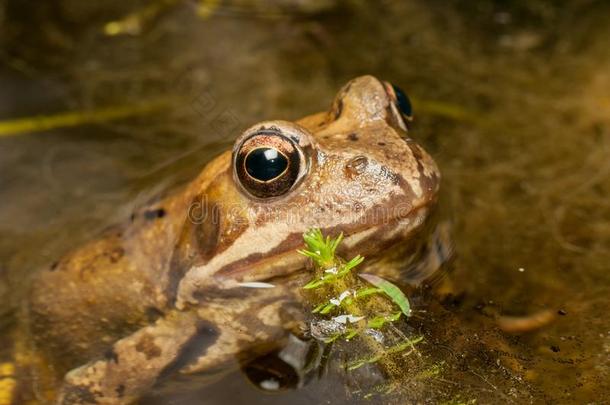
[16,76,442,404]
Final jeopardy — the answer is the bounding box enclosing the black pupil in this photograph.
[391,84,413,118]
[245,148,288,182]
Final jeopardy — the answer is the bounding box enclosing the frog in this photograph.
[12,75,443,405]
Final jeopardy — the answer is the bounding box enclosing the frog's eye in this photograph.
[391,84,413,118]
[384,82,413,130]
[234,131,304,198]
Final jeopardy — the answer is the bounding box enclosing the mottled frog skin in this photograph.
[17,76,441,404]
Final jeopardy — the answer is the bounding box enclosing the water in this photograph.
[1,0,609,403]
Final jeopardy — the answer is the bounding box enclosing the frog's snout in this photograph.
[329,75,391,123]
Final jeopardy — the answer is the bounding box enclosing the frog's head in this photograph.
[177,75,439,307]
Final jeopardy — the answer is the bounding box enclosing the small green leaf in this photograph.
[319,303,336,314]
[355,287,383,298]
[387,311,402,322]
[367,316,386,329]
[347,359,367,371]
[303,279,324,290]
[339,255,364,276]
[330,232,343,256]
[366,312,401,329]
[347,353,382,370]
[300,228,345,268]
[297,249,320,260]
[359,273,412,317]
[344,329,359,340]
[386,336,423,354]
[312,303,326,313]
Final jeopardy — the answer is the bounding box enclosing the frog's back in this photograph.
[22,188,196,371]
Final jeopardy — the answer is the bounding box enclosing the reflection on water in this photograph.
[1,0,609,403]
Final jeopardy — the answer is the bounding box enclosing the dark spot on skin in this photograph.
[130,213,136,222]
[558,309,567,316]
[191,284,250,302]
[107,247,124,263]
[167,199,222,304]
[158,320,220,381]
[347,133,359,141]
[144,208,166,220]
[390,171,401,186]
[379,165,400,186]
[145,307,164,323]
[378,142,386,146]
[406,142,436,192]
[135,334,162,360]
[233,296,294,340]
[61,384,100,404]
[104,349,119,364]
[115,384,125,398]
[195,203,220,261]
[333,99,343,120]
[50,261,59,271]
[333,81,352,118]
[550,345,560,353]
[335,100,343,120]
[278,302,307,328]
[408,141,423,160]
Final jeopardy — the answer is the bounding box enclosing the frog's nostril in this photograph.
[345,156,368,178]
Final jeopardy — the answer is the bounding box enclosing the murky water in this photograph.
[1,0,609,403]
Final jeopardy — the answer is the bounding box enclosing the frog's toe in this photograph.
[0,362,16,405]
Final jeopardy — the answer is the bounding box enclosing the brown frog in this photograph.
[15,75,442,404]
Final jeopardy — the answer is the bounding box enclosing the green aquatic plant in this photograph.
[0,98,176,137]
[299,228,411,324]
[299,228,423,384]
[298,228,364,275]
[367,311,402,329]
[346,336,424,371]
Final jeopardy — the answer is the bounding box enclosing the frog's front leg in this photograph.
[58,310,202,405]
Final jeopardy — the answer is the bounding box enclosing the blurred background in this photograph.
[0,0,609,403]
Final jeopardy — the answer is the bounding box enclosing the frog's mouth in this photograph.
[215,204,433,286]
[176,202,433,307]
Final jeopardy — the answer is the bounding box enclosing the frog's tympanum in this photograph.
[17,76,442,404]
